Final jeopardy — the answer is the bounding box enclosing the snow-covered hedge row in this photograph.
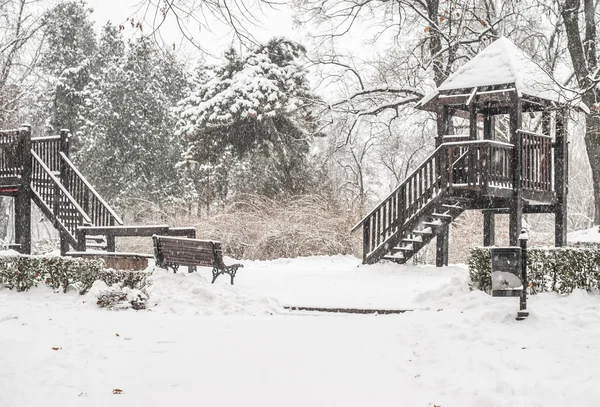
[0,254,148,294]
[469,247,600,294]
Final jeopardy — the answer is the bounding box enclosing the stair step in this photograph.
[413,227,433,235]
[85,235,106,242]
[86,242,107,249]
[432,212,453,219]
[423,221,445,227]
[441,204,463,210]
[383,254,406,264]
[402,237,423,243]
[392,245,413,252]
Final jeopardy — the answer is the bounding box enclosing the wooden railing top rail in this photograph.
[32,135,61,142]
[77,225,169,236]
[31,150,92,225]
[60,152,123,225]
[0,128,22,134]
[351,139,515,232]
[516,129,552,139]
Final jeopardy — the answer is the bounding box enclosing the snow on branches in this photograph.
[178,38,313,135]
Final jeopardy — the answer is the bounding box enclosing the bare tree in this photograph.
[0,0,45,126]
[127,0,287,54]
[561,0,600,223]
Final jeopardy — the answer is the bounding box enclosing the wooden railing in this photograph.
[518,130,552,192]
[0,129,24,178]
[32,135,61,173]
[444,140,514,190]
[31,151,91,243]
[351,144,444,262]
[60,152,123,227]
[352,140,515,263]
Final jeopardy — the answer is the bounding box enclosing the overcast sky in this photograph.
[86,0,297,61]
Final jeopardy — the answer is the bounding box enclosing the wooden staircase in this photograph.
[382,197,466,264]
[352,136,554,265]
[30,145,123,251]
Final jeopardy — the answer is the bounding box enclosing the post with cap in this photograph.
[517,228,529,321]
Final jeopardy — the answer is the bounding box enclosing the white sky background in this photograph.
[86,0,299,63]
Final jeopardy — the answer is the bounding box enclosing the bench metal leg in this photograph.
[211,266,240,285]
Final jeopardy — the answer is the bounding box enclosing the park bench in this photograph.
[152,235,243,285]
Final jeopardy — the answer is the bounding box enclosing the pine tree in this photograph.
[77,28,193,209]
[38,0,97,140]
[177,38,318,211]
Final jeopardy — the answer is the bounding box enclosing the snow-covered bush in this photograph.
[96,286,147,310]
[0,254,148,294]
[469,247,600,294]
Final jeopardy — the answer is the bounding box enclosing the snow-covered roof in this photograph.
[421,37,586,110]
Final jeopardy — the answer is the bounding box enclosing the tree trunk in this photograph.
[585,113,600,224]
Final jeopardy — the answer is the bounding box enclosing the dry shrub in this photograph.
[118,194,361,260]
[193,194,361,260]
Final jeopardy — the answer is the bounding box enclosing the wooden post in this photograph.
[362,220,370,264]
[435,104,450,267]
[76,227,86,251]
[187,228,197,273]
[15,124,32,254]
[58,129,70,255]
[436,105,450,147]
[106,217,116,252]
[436,225,449,267]
[509,92,523,246]
[555,110,568,246]
[483,114,495,245]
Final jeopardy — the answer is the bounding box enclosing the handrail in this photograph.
[517,129,552,139]
[32,135,61,142]
[351,139,514,232]
[31,150,92,224]
[60,152,123,225]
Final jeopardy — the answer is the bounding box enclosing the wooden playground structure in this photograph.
[0,125,195,268]
[353,38,587,266]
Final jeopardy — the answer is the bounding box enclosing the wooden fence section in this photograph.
[0,129,24,178]
[519,130,552,192]
[32,135,61,173]
[31,151,91,243]
[60,153,123,227]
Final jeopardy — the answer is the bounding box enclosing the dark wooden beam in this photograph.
[436,225,449,267]
[77,225,170,237]
[483,212,495,246]
[15,124,32,254]
[555,110,568,246]
[509,92,523,246]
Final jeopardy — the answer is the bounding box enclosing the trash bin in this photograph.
[490,247,523,297]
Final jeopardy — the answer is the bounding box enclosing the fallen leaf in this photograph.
[115,333,120,337]
[522,347,527,349]
[51,347,62,351]
[112,388,123,394]
[436,308,443,312]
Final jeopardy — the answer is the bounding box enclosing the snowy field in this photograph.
[2,255,600,407]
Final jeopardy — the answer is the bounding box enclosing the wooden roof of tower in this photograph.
[416,37,588,114]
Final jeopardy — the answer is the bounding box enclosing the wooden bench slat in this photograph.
[158,246,215,256]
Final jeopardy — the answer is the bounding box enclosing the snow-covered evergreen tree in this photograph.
[177,38,318,211]
[77,26,194,208]
[38,0,96,139]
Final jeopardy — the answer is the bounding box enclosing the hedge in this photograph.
[0,254,148,294]
[468,247,600,294]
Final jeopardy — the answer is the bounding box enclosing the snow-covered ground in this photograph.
[2,255,600,407]
[568,225,600,243]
